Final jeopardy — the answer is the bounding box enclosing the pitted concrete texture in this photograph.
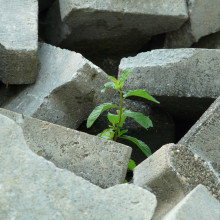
[43,0,187,56]
[133,144,220,220]
[164,0,220,48]
[162,185,220,220]
[0,114,157,220]
[179,96,220,166]
[0,0,38,84]
[3,43,114,129]
[119,49,220,120]
[0,108,131,188]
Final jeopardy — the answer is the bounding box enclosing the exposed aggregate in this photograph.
[171,145,220,200]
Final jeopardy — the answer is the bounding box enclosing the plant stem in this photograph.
[114,89,123,141]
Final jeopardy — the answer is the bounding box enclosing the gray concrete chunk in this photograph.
[3,43,114,129]
[119,49,220,120]
[0,0,38,84]
[43,0,188,55]
[0,114,157,220]
[179,96,220,169]
[162,185,220,220]
[133,143,220,220]
[164,0,220,48]
[0,108,131,188]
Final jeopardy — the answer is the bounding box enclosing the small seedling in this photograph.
[87,69,159,171]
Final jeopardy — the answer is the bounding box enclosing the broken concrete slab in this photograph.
[43,0,188,56]
[0,0,38,84]
[0,108,132,188]
[133,144,220,220]
[179,96,220,169]
[0,114,157,220]
[119,49,220,121]
[162,185,220,220]
[164,0,220,48]
[3,43,114,129]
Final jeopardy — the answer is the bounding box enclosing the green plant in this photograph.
[87,69,159,170]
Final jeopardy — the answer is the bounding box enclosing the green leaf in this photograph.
[120,135,152,157]
[107,113,120,125]
[118,129,128,136]
[123,110,153,130]
[107,75,119,84]
[128,159,136,171]
[87,103,118,128]
[124,180,128,183]
[104,82,115,88]
[101,82,116,93]
[116,110,127,127]
[98,128,115,140]
[119,68,134,84]
[123,89,160,104]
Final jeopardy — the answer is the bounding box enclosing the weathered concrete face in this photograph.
[179,96,220,171]
[0,108,131,188]
[187,95,220,170]
[162,185,220,220]
[0,114,157,220]
[43,0,188,56]
[3,43,115,129]
[119,49,220,120]
[133,144,220,220]
[164,0,220,48]
[0,0,38,84]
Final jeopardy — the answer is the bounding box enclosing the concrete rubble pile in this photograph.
[0,0,219,219]
[164,0,220,48]
[42,0,188,56]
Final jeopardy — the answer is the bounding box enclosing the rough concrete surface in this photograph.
[119,49,220,120]
[162,185,220,220]
[0,108,131,188]
[133,144,220,220]
[164,0,220,48]
[3,43,114,129]
[0,0,38,84]
[43,0,188,56]
[179,96,220,167]
[0,114,157,220]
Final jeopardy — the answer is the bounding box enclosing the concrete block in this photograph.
[43,0,188,56]
[179,96,220,168]
[119,49,220,120]
[3,43,114,129]
[133,144,220,220]
[0,0,38,84]
[164,0,220,48]
[0,108,131,188]
[0,114,157,220]
[162,185,220,220]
